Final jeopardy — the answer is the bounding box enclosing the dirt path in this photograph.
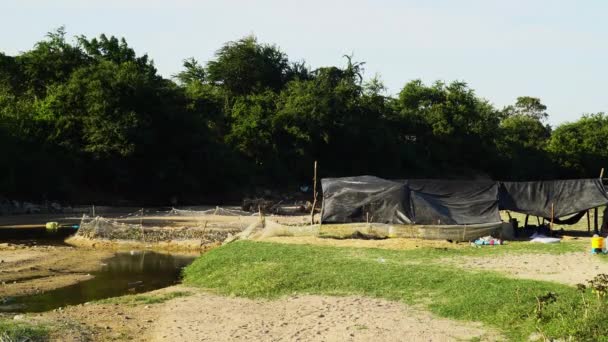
[451,252,608,285]
[150,290,500,342]
[21,286,501,341]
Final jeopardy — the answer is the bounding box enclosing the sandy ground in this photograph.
[452,251,608,286]
[65,235,222,252]
[26,286,500,342]
[151,291,500,342]
[0,244,112,297]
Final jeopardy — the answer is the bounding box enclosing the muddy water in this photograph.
[1,227,77,246]
[0,251,196,313]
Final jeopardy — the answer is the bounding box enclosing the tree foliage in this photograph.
[0,29,604,203]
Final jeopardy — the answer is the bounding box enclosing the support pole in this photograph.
[140,208,145,242]
[587,210,591,233]
[536,216,541,226]
[310,161,318,225]
[550,203,554,232]
[524,215,529,228]
[594,207,599,234]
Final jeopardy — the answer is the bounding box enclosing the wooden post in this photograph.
[524,215,529,228]
[92,205,96,217]
[506,211,512,220]
[310,161,318,225]
[594,207,599,234]
[140,208,145,242]
[550,203,554,232]
[536,216,541,226]
[596,168,604,234]
[587,210,591,233]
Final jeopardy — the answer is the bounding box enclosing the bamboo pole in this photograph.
[310,161,318,225]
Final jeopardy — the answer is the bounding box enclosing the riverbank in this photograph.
[0,244,112,298]
[4,238,608,341]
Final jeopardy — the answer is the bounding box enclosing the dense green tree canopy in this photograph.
[0,28,605,203]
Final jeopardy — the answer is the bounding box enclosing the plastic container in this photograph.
[591,235,604,254]
[45,222,59,230]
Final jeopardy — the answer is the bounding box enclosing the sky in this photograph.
[1,0,606,126]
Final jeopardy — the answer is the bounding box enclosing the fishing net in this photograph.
[76,215,243,244]
[167,207,257,217]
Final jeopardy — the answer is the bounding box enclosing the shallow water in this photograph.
[0,227,76,246]
[0,251,196,313]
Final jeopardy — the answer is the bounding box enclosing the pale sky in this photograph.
[2,0,606,126]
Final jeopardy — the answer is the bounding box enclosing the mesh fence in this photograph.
[167,207,258,217]
[77,215,243,244]
[74,206,501,245]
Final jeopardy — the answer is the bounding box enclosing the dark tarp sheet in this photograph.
[405,180,501,225]
[320,176,411,224]
[498,179,608,219]
[320,176,501,225]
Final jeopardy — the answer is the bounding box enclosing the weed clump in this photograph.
[0,320,49,342]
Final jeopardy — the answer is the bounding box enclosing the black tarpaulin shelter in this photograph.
[405,179,501,225]
[320,176,411,224]
[498,178,608,219]
[320,176,501,225]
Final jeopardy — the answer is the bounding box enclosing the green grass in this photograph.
[184,241,608,341]
[94,291,191,306]
[0,319,49,342]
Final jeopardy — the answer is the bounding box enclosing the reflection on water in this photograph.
[0,251,196,313]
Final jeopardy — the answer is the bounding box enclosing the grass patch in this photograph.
[336,239,587,263]
[94,291,191,306]
[184,241,608,341]
[0,319,49,342]
[458,239,586,256]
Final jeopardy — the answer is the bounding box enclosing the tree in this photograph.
[225,90,277,167]
[1,29,603,202]
[503,96,548,122]
[16,27,88,97]
[395,80,502,177]
[271,57,396,181]
[206,36,290,96]
[495,114,552,179]
[546,113,608,177]
[173,58,206,85]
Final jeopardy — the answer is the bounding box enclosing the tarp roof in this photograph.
[321,176,608,225]
[405,179,500,225]
[498,179,608,218]
[321,177,500,225]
